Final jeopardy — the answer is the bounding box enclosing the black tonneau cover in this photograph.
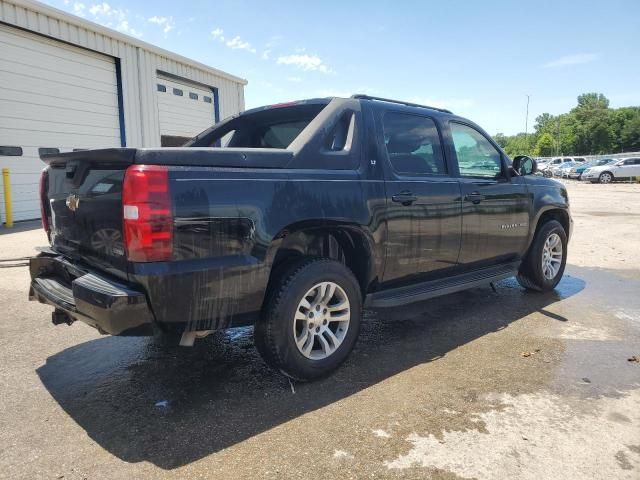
[41,147,294,169]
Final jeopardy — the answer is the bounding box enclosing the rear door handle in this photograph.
[392,191,418,206]
[464,192,486,204]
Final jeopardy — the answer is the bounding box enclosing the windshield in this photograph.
[186,102,327,148]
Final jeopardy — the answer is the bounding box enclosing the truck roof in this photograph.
[244,94,454,118]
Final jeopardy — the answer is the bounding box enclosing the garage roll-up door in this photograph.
[156,76,216,146]
[0,24,121,222]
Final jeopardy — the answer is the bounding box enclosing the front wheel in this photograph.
[255,258,362,380]
[517,220,567,291]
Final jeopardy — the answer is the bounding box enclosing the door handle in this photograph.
[392,191,418,206]
[464,192,486,204]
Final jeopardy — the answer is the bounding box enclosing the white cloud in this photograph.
[211,28,224,40]
[211,29,256,54]
[72,2,86,17]
[262,49,271,60]
[148,15,175,35]
[226,35,257,54]
[116,20,142,38]
[287,76,302,82]
[73,2,143,37]
[88,2,117,17]
[543,53,599,68]
[277,54,334,74]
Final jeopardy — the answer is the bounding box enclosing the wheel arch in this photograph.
[530,208,571,248]
[264,221,377,302]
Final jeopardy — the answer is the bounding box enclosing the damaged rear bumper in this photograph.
[29,252,154,336]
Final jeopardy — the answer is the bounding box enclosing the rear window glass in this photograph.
[261,121,309,148]
[188,103,327,149]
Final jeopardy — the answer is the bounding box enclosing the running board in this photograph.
[365,262,519,309]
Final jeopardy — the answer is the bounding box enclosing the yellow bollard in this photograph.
[2,168,12,228]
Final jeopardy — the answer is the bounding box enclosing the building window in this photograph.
[173,88,183,96]
[157,84,167,92]
[0,146,22,156]
[189,92,198,100]
[203,96,212,103]
[38,148,60,156]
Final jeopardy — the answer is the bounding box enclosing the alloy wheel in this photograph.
[293,282,350,360]
[542,233,563,280]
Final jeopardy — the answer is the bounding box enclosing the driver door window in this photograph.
[451,123,503,178]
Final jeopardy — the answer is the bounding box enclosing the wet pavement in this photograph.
[1,183,639,479]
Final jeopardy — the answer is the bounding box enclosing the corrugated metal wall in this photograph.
[0,0,246,148]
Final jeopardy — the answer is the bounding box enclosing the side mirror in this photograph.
[513,155,537,176]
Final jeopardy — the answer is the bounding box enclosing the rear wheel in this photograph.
[598,172,613,184]
[255,258,361,380]
[517,220,567,291]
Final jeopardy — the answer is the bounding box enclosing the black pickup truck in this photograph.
[30,95,571,380]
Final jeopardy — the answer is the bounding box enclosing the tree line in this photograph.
[493,93,640,158]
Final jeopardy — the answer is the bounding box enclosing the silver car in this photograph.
[581,157,640,183]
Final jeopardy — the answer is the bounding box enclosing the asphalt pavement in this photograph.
[1,182,639,479]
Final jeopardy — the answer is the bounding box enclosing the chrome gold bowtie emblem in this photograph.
[66,194,80,212]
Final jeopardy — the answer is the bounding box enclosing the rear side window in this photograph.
[382,113,446,175]
[192,103,327,149]
[450,123,503,178]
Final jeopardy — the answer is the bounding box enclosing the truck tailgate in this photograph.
[41,148,136,277]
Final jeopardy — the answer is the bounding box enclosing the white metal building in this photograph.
[0,0,246,222]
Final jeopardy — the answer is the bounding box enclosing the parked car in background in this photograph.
[568,158,615,179]
[540,157,585,177]
[581,157,640,183]
[554,162,578,178]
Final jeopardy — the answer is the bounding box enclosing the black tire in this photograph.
[517,220,567,292]
[255,258,362,381]
[598,171,613,184]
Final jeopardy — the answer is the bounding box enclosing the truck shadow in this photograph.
[37,275,584,469]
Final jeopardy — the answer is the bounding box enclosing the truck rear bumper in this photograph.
[29,253,154,336]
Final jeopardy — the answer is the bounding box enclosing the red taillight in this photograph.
[122,165,173,262]
[39,168,50,237]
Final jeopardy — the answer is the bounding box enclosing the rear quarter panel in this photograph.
[131,166,385,331]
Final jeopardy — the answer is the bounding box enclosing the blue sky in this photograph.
[46,0,640,135]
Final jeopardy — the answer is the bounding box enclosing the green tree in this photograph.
[534,113,555,135]
[534,132,555,156]
[620,111,640,152]
[576,92,609,110]
[493,133,507,148]
[494,93,639,157]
